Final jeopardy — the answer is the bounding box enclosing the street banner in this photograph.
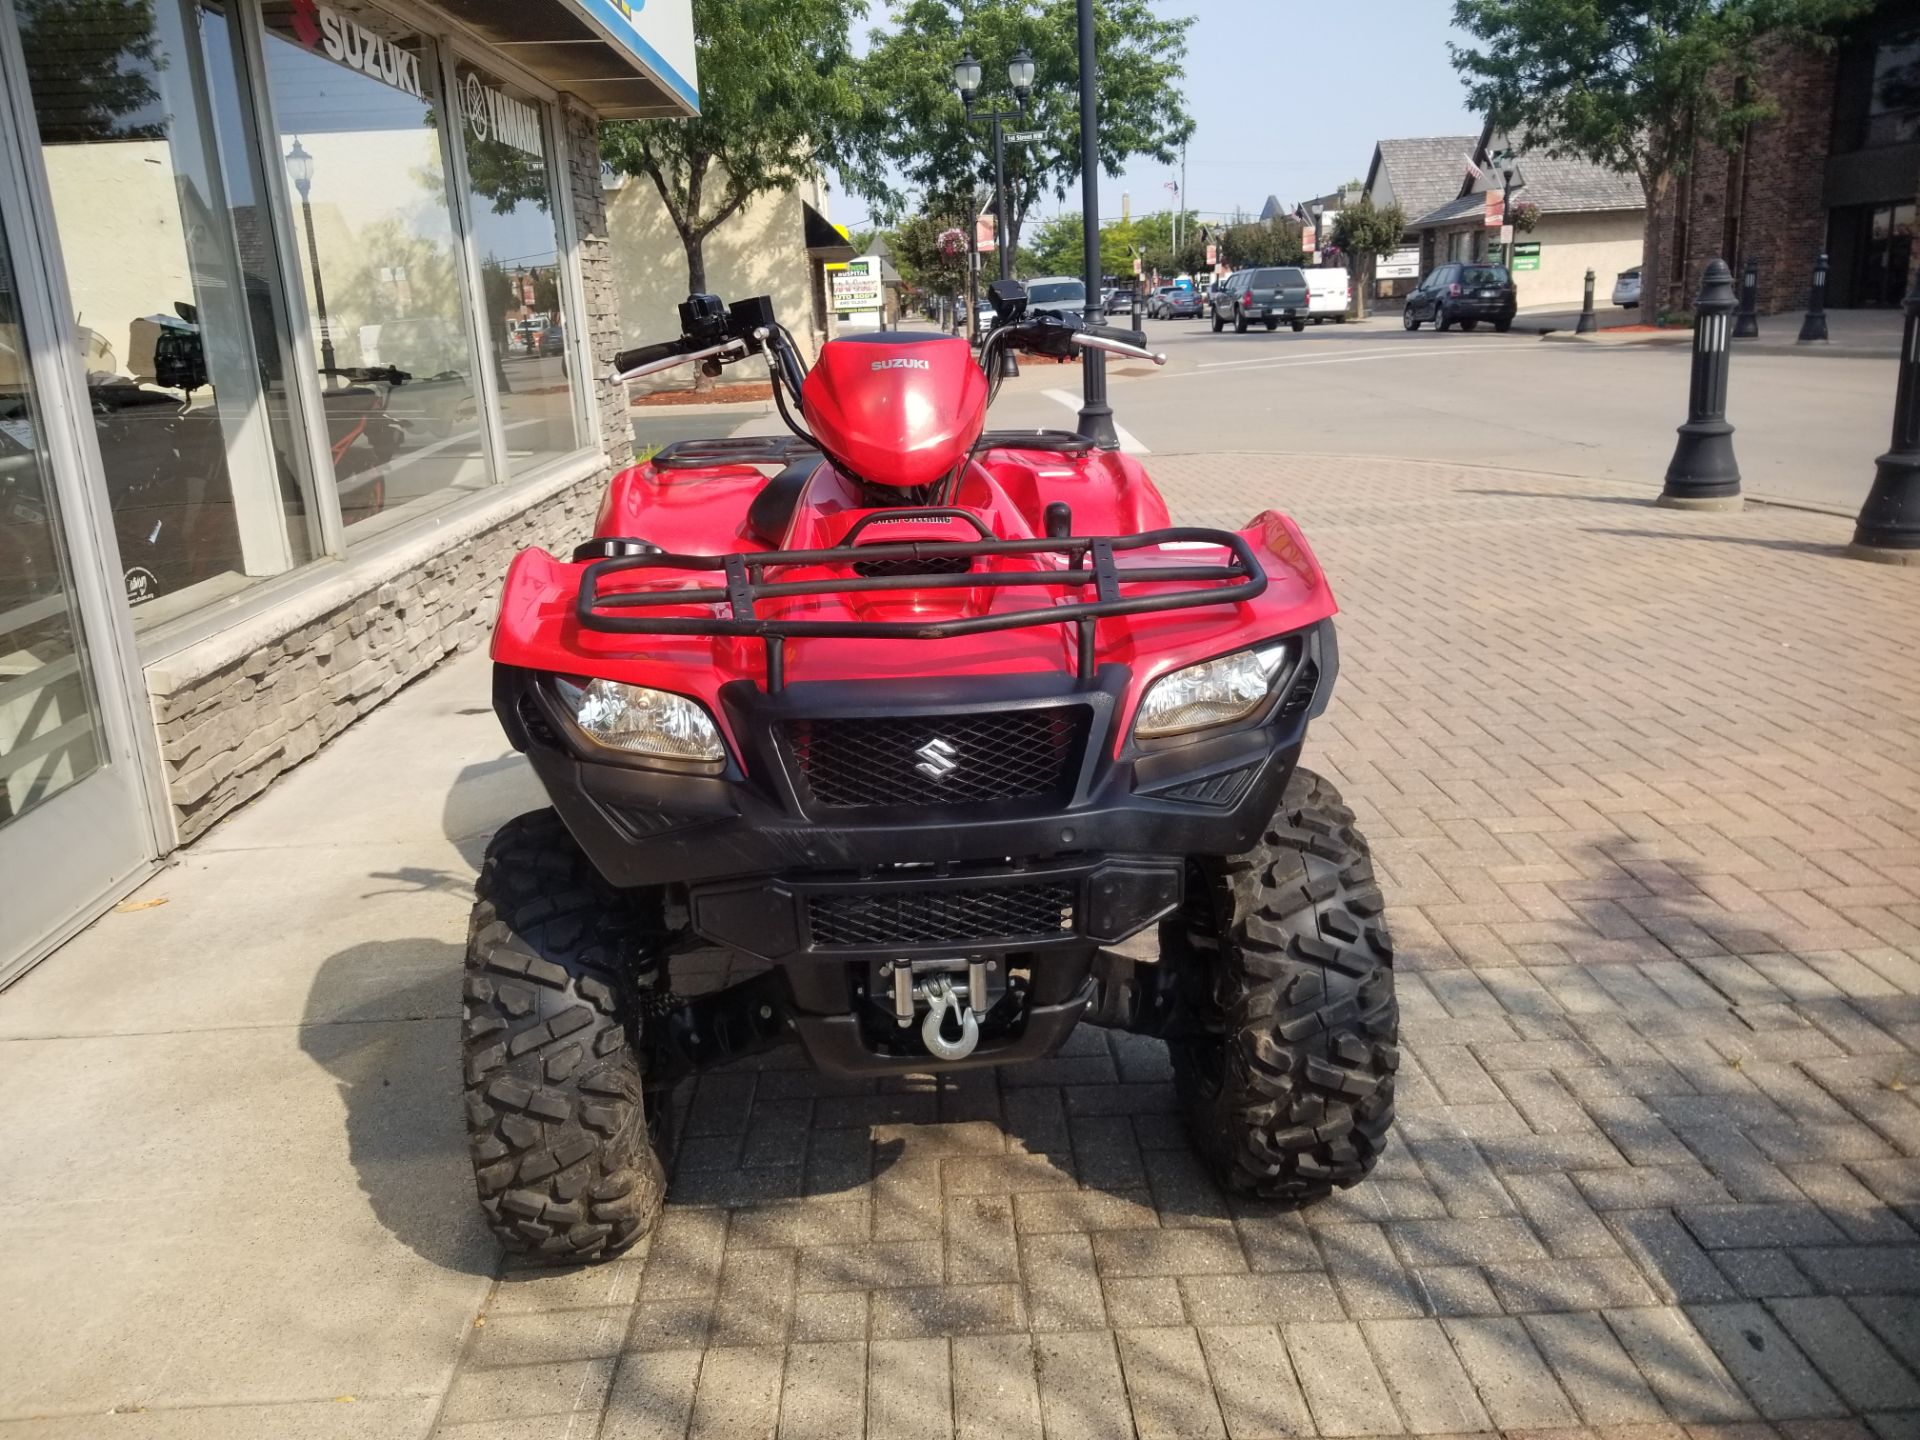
[1302,225,1316,251]
[975,215,996,252]
[1205,243,1217,265]
[1484,188,1504,229]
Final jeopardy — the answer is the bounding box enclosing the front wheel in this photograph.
[1164,768,1398,1203]
[1403,308,1419,331]
[463,810,669,1263]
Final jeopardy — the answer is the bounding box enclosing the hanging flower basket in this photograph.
[1510,201,1540,233]
[937,227,968,258]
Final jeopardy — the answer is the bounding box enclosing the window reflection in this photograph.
[258,0,487,534]
[0,219,104,825]
[15,0,320,623]
[458,61,583,475]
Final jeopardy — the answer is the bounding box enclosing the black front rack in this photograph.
[575,526,1267,692]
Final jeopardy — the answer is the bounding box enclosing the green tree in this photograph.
[890,213,972,300]
[1220,221,1305,270]
[1025,213,1085,277]
[1329,198,1405,319]
[600,0,868,295]
[852,0,1193,259]
[1450,0,1866,316]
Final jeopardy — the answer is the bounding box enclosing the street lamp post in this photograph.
[1074,0,1117,449]
[284,138,337,382]
[955,48,1033,379]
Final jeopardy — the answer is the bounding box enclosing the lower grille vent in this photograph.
[807,882,1076,947]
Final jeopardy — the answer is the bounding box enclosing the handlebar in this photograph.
[607,337,746,383]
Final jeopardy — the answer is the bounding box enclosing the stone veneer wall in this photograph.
[153,101,630,845]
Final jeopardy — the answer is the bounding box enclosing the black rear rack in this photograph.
[575,526,1266,692]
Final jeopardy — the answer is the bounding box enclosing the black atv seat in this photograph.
[747,458,821,547]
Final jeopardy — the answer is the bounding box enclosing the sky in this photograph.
[829,0,1483,230]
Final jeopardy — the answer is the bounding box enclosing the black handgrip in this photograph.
[611,339,686,374]
[1084,324,1148,349]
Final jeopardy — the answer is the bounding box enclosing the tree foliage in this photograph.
[1329,198,1406,318]
[1219,221,1305,270]
[851,0,1193,258]
[15,0,163,142]
[1449,0,1866,311]
[600,0,868,294]
[889,213,972,298]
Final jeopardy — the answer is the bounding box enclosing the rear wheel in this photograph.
[1290,320,1306,333]
[1165,768,1398,1203]
[1265,317,1279,331]
[462,809,669,1263]
[1234,311,1249,334]
[1211,308,1224,333]
[1435,305,1451,332]
[1494,317,1512,333]
[1461,319,1479,331]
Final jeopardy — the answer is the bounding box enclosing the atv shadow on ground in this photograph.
[301,940,502,1277]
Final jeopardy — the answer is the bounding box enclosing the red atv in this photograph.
[466,285,1397,1262]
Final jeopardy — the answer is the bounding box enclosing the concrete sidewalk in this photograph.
[1525,305,1903,358]
[2,456,1918,1439]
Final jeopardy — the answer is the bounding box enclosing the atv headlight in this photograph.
[553,677,726,762]
[1133,643,1291,740]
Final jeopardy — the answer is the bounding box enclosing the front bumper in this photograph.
[497,620,1338,960]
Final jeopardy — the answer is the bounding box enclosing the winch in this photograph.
[880,958,1002,1061]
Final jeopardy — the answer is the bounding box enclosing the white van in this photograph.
[1303,267,1350,323]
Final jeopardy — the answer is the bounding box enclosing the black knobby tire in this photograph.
[462,809,668,1262]
[1165,768,1399,1203]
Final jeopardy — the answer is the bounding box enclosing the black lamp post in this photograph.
[285,138,337,382]
[1074,0,1116,450]
[955,46,1034,378]
[1849,264,1920,563]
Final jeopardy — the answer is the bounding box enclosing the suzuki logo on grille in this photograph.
[915,737,960,781]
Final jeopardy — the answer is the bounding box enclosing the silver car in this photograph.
[1612,267,1641,309]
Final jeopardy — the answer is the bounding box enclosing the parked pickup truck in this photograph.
[1210,266,1309,333]
[1303,267,1350,324]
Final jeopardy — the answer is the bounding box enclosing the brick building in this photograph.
[1659,5,1918,313]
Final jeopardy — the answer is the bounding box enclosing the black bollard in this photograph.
[1734,257,1759,339]
[1575,269,1598,334]
[1849,266,1920,564]
[1796,251,1829,344]
[1658,258,1742,510]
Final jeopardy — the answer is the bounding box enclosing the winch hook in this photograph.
[920,978,980,1061]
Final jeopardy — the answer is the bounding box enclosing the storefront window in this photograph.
[0,219,105,825]
[14,0,321,625]
[457,60,583,475]
[258,0,488,536]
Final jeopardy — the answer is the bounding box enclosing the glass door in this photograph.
[0,26,160,984]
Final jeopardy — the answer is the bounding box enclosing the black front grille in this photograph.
[788,707,1085,809]
[807,882,1076,947]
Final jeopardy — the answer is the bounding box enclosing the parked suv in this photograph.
[1403,263,1516,332]
[1210,267,1309,333]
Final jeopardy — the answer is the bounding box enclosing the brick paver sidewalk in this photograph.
[436,458,1920,1440]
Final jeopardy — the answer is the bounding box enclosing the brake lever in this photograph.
[606,338,747,384]
[1070,333,1168,366]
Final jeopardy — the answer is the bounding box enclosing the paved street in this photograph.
[3,443,1916,1438]
[976,316,1899,514]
